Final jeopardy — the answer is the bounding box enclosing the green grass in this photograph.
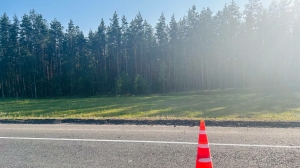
[0,88,300,121]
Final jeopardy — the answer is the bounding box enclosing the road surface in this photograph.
[0,124,300,168]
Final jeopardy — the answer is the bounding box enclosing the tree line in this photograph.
[0,0,299,98]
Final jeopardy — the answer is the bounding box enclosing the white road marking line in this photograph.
[0,128,194,132]
[209,143,300,148]
[0,137,300,148]
[0,137,196,145]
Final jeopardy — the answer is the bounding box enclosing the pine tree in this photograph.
[9,15,20,97]
[143,20,156,92]
[107,12,121,94]
[19,13,35,97]
[292,0,300,84]
[278,0,293,85]
[243,0,264,86]
[64,19,77,95]
[177,17,188,91]
[156,13,168,92]
[227,1,241,88]
[75,29,92,96]
[0,13,11,97]
[49,19,64,96]
[168,14,178,91]
[120,15,131,94]
[198,7,214,90]
[30,10,49,98]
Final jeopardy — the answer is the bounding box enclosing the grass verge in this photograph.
[0,88,300,121]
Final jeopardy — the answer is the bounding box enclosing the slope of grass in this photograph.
[1,88,300,121]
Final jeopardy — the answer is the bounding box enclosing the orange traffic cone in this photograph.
[196,120,213,168]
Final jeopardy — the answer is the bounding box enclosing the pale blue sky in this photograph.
[1,0,273,35]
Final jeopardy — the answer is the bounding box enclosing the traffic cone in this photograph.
[196,120,213,168]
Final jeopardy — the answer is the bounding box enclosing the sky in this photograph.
[1,0,273,35]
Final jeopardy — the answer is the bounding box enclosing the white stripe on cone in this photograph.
[198,158,212,163]
[199,130,207,134]
[198,144,209,148]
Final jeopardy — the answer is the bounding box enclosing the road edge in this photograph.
[0,119,299,128]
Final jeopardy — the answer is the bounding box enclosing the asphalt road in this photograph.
[0,124,300,168]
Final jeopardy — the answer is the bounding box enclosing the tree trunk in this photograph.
[34,75,37,99]
[201,57,204,90]
[1,81,4,98]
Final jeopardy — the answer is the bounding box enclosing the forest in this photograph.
[0,0,299,98]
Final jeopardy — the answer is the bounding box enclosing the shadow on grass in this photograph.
[1,89,300,121]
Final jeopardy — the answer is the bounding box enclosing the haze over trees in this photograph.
[0,0,299,98]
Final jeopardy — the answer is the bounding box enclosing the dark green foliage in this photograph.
[134,74,148,95]
[0,1,300,98]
